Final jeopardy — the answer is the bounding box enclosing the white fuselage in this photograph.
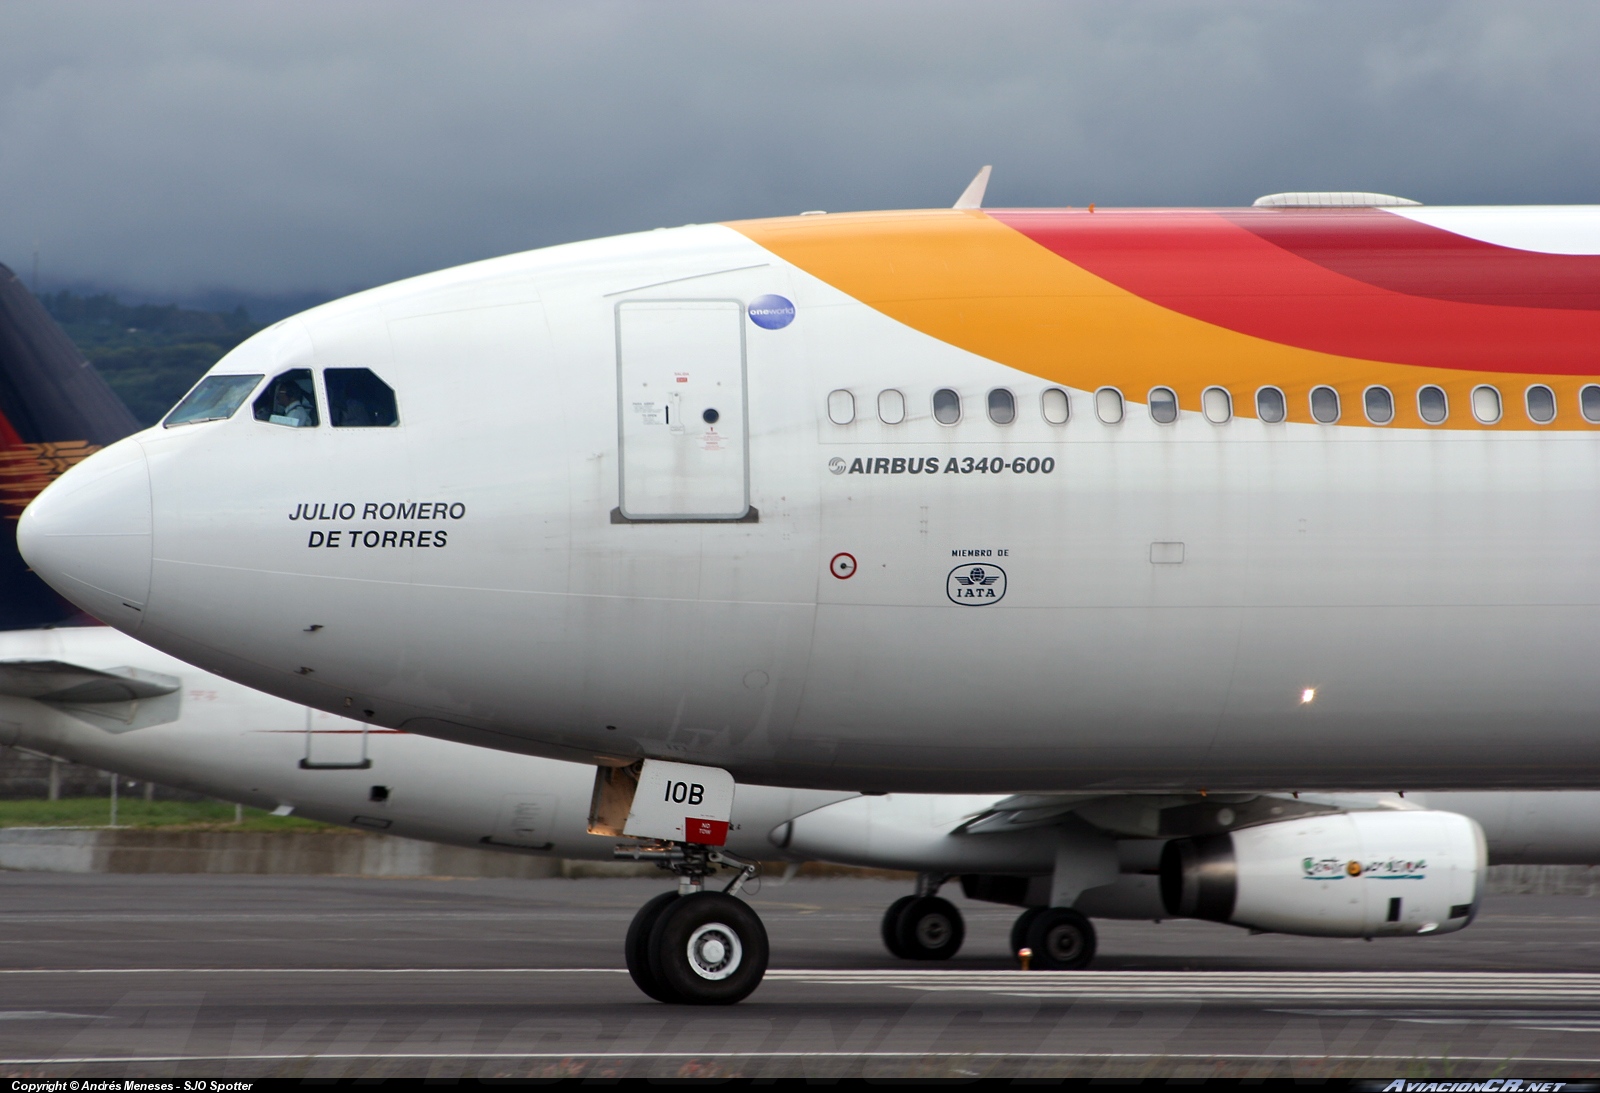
[6,627,1600,901]
[22,210,1600,793]
[0,627,845,859]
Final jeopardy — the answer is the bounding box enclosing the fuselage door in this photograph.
[300,708,371,770]
[481,793,558,851]
[616,299,749,520]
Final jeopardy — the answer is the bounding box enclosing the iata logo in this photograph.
[947,564,1006,605]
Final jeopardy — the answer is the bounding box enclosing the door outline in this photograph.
[478,793,559,852]
[613,298,754,522]
[299,707,372,770]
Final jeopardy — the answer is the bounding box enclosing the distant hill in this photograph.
[40,291,263,426]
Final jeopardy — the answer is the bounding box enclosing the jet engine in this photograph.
[1159,809,1485,938]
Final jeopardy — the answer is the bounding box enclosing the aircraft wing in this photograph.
[955,792,1353,838]
[0,660,181,703]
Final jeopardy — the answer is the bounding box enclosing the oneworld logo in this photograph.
[747,294,796,330]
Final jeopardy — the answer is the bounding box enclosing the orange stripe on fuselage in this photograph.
[728,208,1600,429]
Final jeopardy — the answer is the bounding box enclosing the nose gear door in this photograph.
[615,299,749,521]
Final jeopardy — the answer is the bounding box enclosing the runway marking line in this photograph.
[769,971,1600,1001]
[4,1051,1600,1065]
[6,968,1600,1006]
[9,966,1600,1005]
[0,968,628,974]
[4,968,1600,987]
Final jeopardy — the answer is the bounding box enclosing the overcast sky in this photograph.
[2,1,1597,309]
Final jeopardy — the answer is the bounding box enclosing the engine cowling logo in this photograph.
[1302,856,1428,880]
[947,564,1006,605]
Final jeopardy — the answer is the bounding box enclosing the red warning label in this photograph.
[685,817,729,846]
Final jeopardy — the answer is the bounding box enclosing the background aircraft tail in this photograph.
[0,263,139,628]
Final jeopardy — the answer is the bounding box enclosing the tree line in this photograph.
[41,290,263,426]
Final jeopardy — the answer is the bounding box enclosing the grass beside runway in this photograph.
[0,797,341,831]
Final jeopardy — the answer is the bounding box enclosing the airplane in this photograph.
[12,632,1600,1004]
[8,621,1600,990]
[0,625,848,871]
[21,174,1600,1001]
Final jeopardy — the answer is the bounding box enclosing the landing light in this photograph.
[1300,688,1316,705]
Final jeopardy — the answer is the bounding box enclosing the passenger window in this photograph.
[1471,385,1502,424]
[1149,387,1178,424]
[164,374,262,427]
[1364,386,1394,425]
[987,388,1015,425]
[1041,387,1070,425]
[1095,387,1124,424]
[827,389,855,425]
[1255,386,1286,423]
[1202,387,1231,424]
[325,368,398,427]
[1418,385,1448,424]
[878,389,906,425]
[1525,385,1556,424]
[1310,386,1340,424]
[932,388,961,425]
[1584,385,1600,424]
[253,369,319,428]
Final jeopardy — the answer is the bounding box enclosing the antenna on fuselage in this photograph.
[953,165,992,210]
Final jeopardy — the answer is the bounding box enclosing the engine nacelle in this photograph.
[1159,809,1485,938]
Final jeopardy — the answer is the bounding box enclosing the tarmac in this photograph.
[2,872,1599,1079]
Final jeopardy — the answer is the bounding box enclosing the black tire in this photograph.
[647,891,769,1005]
[1010,906,1046,958]
[625,890,682,1002]
[881,895,919,959]
[892,896,965,960]
[1024,907,1097,970]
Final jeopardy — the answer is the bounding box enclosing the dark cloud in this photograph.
[1,1,1596,302]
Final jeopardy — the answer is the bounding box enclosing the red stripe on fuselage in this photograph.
[1220,208,1600,311]
[991,208,1600,374]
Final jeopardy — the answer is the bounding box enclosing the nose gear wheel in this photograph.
[624,890,683,1002]
[618,841,768,1004]
[647,892,768,1004]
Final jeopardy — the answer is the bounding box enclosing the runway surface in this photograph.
[2,872,1599,1079]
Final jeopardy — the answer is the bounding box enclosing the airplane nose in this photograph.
[17,438,152,631]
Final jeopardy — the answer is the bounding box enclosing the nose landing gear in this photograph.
[618,841,768,1004]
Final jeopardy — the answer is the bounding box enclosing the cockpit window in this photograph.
[325,368,399,427]
[163,374,263,427]
[253,369,320,428]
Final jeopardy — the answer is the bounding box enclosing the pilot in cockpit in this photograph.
[262,374,317,428]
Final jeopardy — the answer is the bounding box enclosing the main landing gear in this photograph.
[1010,906,1097,969]
[877,875,1097,969]
[618,841,768,1004]
[880,875,966,960]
